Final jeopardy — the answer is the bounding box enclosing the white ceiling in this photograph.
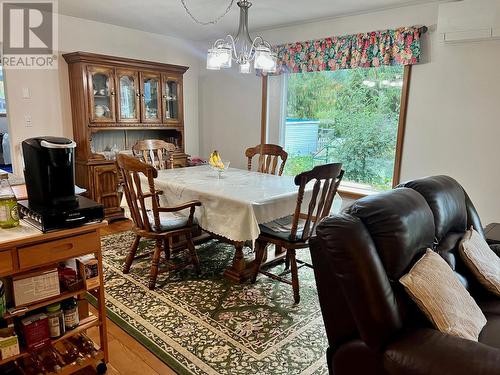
[59,0,436,41]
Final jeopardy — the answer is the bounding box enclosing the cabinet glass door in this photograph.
[163,75,183,125]
[88,66,116,123]
[140,72,161,123]
[116,70,140,122]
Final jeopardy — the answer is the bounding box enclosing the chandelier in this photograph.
[181,0,277,74]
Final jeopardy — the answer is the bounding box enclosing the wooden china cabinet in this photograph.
[63,52,189,221]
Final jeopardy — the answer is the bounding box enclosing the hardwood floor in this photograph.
[100,219,134,236]
[77,219,177,375]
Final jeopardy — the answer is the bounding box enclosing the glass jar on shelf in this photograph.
[46,303,65,339]
[62,298,79,331]
[0,176,19,229]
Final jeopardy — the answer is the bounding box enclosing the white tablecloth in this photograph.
[125,165,342,242]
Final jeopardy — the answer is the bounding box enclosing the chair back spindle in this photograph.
[117,154,162,232]
[246,144,288,176]
[290,163,344,241]
[132,139,176,170]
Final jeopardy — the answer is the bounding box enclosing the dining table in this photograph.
[129,164,342,282]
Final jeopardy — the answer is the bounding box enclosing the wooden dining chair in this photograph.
[245,144,288,176]
[117,153,202,290]
[132,139,176,170]
[251,163,344,303]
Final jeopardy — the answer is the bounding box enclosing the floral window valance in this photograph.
[272,26,424,75]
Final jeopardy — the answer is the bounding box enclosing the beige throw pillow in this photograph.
[460,227,500,296]
[400,249,486,341]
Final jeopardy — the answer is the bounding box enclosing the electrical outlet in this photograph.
[24,114,32,127]
[22,88,31,99]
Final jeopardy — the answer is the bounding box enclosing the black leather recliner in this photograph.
[310,175,500,375]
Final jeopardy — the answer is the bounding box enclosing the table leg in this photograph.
[223,242,255,282]
[223,242,288,283]
[206,230,288,283]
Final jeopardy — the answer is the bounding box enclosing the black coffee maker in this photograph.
[22,136,78,208]
[19,136,104,232]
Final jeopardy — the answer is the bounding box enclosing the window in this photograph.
[0,67,6,115]
[281,66,405,191]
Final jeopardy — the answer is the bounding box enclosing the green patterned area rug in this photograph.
[99,231,329,375]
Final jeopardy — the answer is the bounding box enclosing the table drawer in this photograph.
[0,250,14,275]
[18,232,100,269]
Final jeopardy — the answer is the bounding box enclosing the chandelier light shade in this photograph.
[206,1,277,74]
[206,46,232,70]
[239,61,251,73]
[254,46,277,71]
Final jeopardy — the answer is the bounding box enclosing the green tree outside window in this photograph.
[283,66,404,190]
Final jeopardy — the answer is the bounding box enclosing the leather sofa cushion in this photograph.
[310,235,359,351]
[315,214,404,349]
[384,328,500,375]
[399,176,467,242]
[346,188,435,280]
[479,314,500,350]
[435,231,463,268]
[436,231,480,292]
[479,300,500,316]
[332,339,384,375]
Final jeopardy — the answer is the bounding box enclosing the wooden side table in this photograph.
[485,223,500,245]
[0,221,109,373]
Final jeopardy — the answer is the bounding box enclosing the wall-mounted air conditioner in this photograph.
[438,0,500,42]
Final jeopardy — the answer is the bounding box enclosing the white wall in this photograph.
[401,33,500,225]
[199,2,500,224]
[5,14,202,173]
[199,70,262,169]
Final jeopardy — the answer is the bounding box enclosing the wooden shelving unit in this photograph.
[0,222,109,374]
[4,288,89,319]
[58,352,105,375]
[0,315,100,366]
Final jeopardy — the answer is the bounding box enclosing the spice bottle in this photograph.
[46,303,65,338]
[62,298,79,330]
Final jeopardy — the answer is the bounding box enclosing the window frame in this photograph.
[261,65,412,196]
